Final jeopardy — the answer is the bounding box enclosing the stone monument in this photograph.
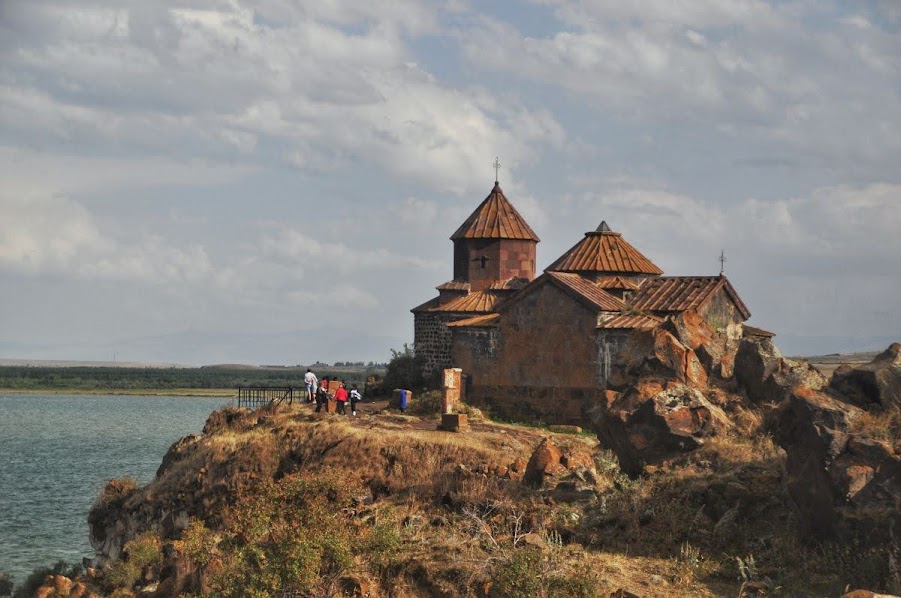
[439,368,469,432]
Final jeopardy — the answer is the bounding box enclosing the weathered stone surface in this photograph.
[439,413,469,432]
[735,337,826,404]
[608,327,708,390]
[595,384,732,477]
[524,438,565,487]
[776,387,901,540]
[830,343,901,410]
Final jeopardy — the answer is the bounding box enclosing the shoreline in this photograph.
[0,388,236,397]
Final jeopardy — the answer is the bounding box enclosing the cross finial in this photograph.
[492,157,501,183]
[719,249,727,275]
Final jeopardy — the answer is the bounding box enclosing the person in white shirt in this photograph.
[349,384,362,415]
[304,368,318,403]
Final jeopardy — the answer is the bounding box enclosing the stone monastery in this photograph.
[412,180,769,425]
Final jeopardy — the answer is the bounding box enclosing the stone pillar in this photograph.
[440,368,468,431]
[442,368,462,414]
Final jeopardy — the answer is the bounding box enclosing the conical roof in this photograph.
[450,183,540,241]
[546,222,663,276]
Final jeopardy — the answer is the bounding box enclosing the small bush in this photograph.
[406,390,442,416]
[490,547,545,597]
[106,531,163,590]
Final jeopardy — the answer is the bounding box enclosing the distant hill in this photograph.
[0,359,185,369]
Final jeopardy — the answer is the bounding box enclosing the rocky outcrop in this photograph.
[662,311,742,379]
[735,337,826,405]
[608,327,708,390]
[830,343,901,410]
[775,387,901,540]
[595,384,732,477]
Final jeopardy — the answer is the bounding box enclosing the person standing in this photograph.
[349,384,362,416]
[334,382,348,415]
[315,376,330,413]
[304,368,318,403]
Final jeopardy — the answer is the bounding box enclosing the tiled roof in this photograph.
[546,224,663,276]
[488,277,529,291]
[436,280,471,291]
[598,313,663,330]
[630,276,751,320]
[595,276,640,291]
[743,323,775,338]
[450,183,540,242]
[418,290,502,313]
[447,313,501,328]
[546,272,626,312]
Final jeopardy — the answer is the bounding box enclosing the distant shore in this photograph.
[0,388,235,397]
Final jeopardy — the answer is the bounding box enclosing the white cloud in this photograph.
[1,1,564,194]
[457,1,901,174]
[0,193,212,283]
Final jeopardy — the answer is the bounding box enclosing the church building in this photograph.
[412,178,756,424]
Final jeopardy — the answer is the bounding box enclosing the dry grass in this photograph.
[92,400,900,598]
[850,405,901,443]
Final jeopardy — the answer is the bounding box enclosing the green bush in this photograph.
[176,470,367,598]
[105,531,163,590]
[383,344,426,392]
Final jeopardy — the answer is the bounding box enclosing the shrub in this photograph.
[105,531,163,590]
[383,344,427,392]
[175,470,366,597]
[0,572,12,597]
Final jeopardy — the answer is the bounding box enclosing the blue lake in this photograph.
[0,394,227,586]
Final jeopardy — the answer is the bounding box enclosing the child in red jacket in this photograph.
[334,382,348,415]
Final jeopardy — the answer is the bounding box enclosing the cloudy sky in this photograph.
[1,0,899,365]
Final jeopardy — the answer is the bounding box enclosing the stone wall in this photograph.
[700,288,743,332]
[452,282,602,425]
[414,312,471,376]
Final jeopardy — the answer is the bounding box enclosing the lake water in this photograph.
[0,394,227,586]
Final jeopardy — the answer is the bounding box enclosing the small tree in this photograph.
[383,344,426,391]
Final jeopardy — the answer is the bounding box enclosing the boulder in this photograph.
[829,343,901,410]
[524,438,565,487]
[594,384,732,477]
[775,387,900,540]
[608,327,708,390]
[523,438,598,492]
[735,337,826,405]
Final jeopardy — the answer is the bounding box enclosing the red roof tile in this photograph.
[630,276,751,320]
[421,290,502,313]
[546,224,663,276]
[598,313,663,330]
[488,277,529,291]
[546,272,626,312]
[451,183,540,241]
[447,313,501,328]
[436,280,471,291]
[595,275,641,291]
